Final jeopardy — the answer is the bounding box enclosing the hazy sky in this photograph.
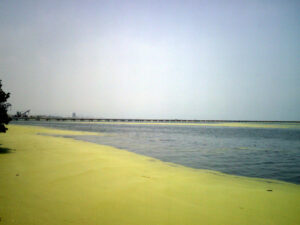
[1,0,299,120]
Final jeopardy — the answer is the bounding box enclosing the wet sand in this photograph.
[0,125,299,224]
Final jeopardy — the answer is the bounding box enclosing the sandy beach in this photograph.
[0,125,299,225]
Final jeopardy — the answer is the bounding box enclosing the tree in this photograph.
[0,80,11,133]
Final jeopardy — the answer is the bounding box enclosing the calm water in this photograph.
[13,121,300,184]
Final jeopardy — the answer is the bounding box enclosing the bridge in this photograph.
[10,116,300,124]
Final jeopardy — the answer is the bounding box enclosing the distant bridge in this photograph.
[11,116,300,123]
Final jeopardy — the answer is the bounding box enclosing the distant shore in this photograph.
[1,125,300,225]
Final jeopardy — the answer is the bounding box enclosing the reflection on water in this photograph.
[13,121,300,184]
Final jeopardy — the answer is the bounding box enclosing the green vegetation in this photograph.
[0,80,11,133]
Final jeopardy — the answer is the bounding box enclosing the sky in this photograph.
[1,0,299,120]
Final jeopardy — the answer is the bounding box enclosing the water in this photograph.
[12,121,300,184]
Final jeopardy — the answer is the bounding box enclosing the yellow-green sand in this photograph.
[0,125,300,225]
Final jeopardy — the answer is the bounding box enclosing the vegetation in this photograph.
[0,80,11,133]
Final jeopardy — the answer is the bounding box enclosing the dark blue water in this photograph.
[13,121,300,184]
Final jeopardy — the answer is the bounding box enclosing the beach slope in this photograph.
[0,125,299,225]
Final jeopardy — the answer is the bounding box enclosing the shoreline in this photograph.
[1,125,300,224]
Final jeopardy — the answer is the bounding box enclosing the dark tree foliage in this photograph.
[0,80,11,133]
